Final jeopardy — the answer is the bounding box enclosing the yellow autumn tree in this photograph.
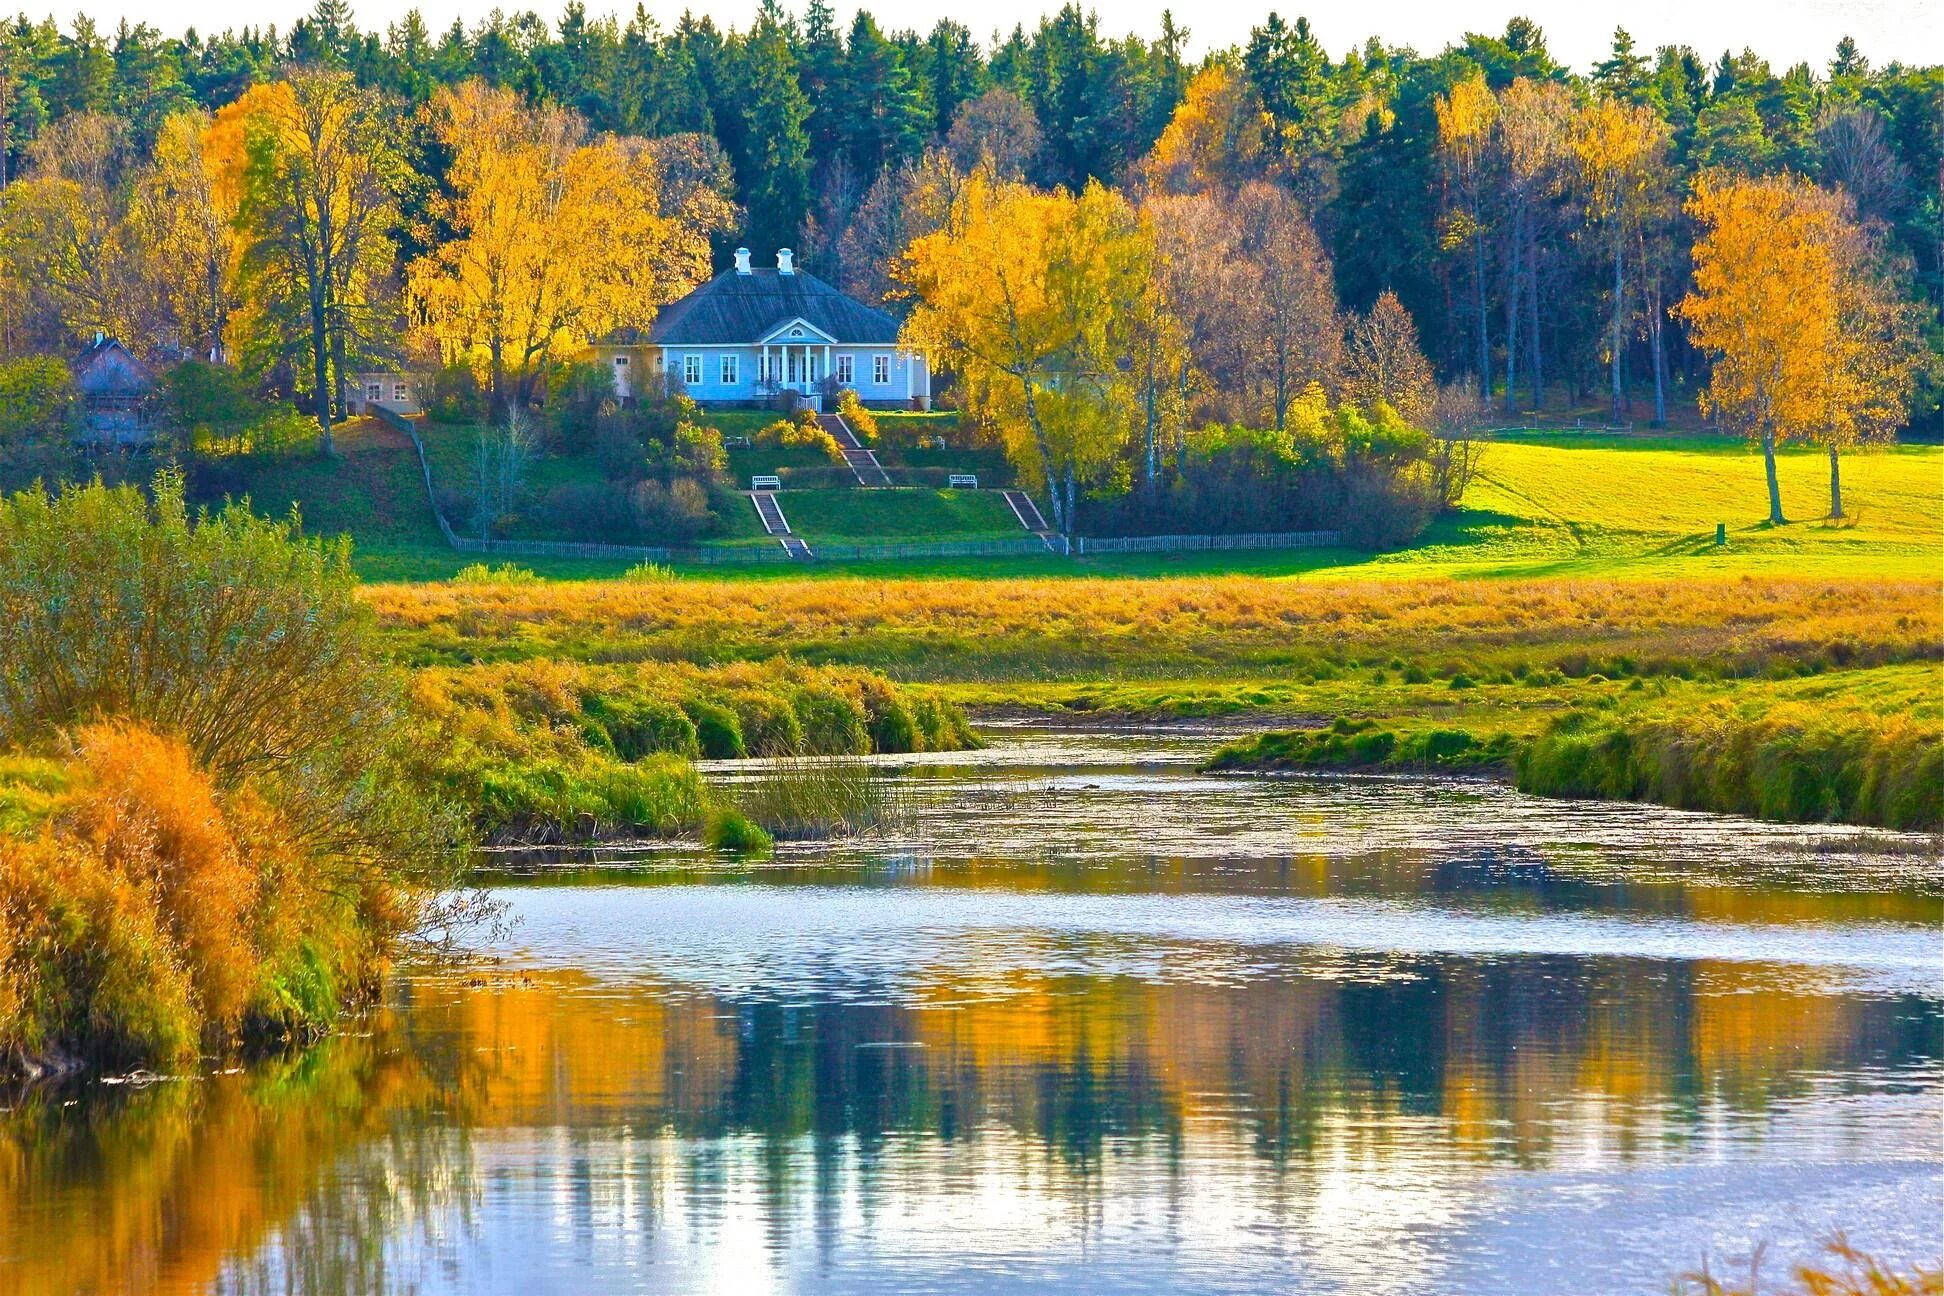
[1812,209,1924,519]
[220,69,401,452]
[120,109,242,361]
[1435,72,1498,394]
[899,175,1151,534]
[1679,173,1846,525]
[1572,97,1669,421]
[408,81,707,415]
[1138,63,1276,196]
[0,113,127,351]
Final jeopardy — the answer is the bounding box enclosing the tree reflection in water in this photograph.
[4,737,1939,1294]
[3,950,1932,1295]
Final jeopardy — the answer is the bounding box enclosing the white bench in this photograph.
[947,474,979,489]
[750,475,782,491]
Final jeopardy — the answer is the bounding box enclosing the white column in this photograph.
[904,350,914,402]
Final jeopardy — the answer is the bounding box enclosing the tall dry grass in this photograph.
[366,573,1940,680]
[1675,1237,1943,1295]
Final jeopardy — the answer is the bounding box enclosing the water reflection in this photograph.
[2,731,1939,1295]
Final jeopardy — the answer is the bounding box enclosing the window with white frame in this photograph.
[720,354,738,385]
[873,354,891,385]
[365,382,382,401]
[393,382,409,402]
[835,354,853,385]
[683,353,702,385]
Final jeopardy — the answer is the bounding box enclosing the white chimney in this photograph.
[776,248,795,275]
[734,247,752,275]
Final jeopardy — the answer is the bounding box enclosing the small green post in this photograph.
[1715,523,1727,546]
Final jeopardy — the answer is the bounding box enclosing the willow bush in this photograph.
[0,475,465,1076]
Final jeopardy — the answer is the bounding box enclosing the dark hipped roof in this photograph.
[647,267,900,346]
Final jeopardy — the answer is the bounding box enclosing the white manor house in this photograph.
[593,247,932,411]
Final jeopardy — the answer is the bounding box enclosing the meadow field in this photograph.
[349,433,1941,829]
[194,416,1941,585]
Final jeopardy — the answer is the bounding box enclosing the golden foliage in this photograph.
[407,81,711,406]
[0,722,384,1071]
[1679,173,1846,450]
[900,173,1152,529]
[216,70,400,439]
[1139,63,1277,196]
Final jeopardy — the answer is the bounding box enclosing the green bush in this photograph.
[0,356,75,447]
[732,691,805,756]
[582,694,700,761]
[792,687,871,755]
[683,700,747,759]
[703,806,772,855]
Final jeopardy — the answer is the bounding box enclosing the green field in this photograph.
[775,487,1023,541]
[192,418,1943,586]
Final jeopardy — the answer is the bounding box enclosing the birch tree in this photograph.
[408,81,710,417]
[226,69,400,453]
[899,175,1148,534]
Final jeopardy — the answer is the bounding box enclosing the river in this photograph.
[3,725,1939,1294]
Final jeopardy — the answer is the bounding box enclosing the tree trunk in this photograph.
[1762,430,1786,526]
[1609,239,1625,421]
[1526,242,1542,412]
[329,302,349,432]
[1472,223,1490,400]
[1646,285,1667,427]
[1502,207,1522,416]
[1063,468,1077,540]
[1827,444,1844,520]
[1143,366,1158,489]
[310,284,333,454]
[1020,379,1064,534]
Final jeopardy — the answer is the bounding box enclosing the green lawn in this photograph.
[181,417,1942,586]
[770,487,1025,542]
[1370,439,1943,581]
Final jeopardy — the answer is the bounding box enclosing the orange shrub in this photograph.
[0,723,396,1074]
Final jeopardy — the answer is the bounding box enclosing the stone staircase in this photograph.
[1000,489,1063,551]
[750,490,812,559]
[820,414,893,486]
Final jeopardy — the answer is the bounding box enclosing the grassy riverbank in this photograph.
[1200,664,1942,831]
[0,478,983,1077]
[0,480,462,1078]
[407,658,973,843]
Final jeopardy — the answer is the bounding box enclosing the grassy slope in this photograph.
[778,487,1024,541]
[204,415,1941,586]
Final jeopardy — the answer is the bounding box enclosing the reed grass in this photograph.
[729,756,908,841]
[1673,1236,1943,1295]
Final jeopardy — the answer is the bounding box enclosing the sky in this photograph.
[106,0,1943,75]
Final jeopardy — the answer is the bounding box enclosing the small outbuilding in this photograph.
[345,371,426,418]
[72,336,158,444]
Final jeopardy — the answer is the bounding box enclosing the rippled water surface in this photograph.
[4,726,1940,1294]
